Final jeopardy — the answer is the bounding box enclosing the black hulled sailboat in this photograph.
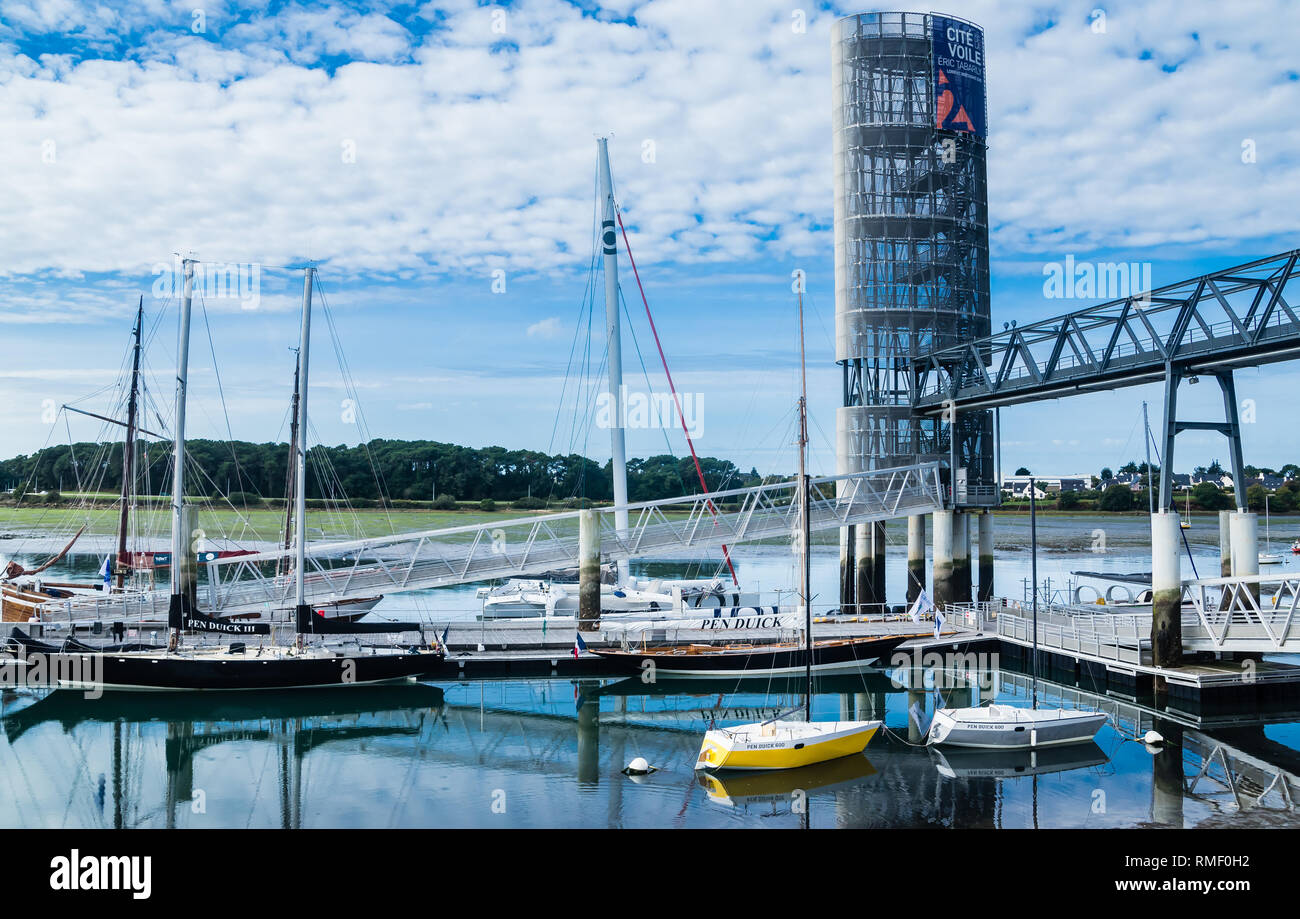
[18,261,443,691]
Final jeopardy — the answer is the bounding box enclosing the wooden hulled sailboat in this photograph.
[691,287,882,772]
[2,300,153,621]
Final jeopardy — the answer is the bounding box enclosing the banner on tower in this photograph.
[931,14,986,139]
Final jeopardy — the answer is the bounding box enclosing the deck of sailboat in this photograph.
[602,633,927,657]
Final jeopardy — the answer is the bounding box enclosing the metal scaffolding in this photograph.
[832,10,993,497]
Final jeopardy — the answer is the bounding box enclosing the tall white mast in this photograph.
[597,137,629,583]
[168,258,195,648]
[294,266,314,613]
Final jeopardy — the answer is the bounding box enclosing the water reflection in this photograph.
[697,754,877,817]
[1,662,1298,828]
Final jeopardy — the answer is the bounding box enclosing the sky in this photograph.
[1,0,1298,483]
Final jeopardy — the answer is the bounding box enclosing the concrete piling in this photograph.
[872,522,887,610]
[855,521,887,612]
[953,511,972,604]
[839,525,855,611]
[1150,510,1183,673]
[1230,510,1260,603]
[933,509,955,609]
[854,523,873,612]
[907,514,926,605]
[977,510,994,603]
[1218,510,1233,579]
[578,509,601,631]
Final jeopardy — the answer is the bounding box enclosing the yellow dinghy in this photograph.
[689,289,883,775]
[695,719,881,771]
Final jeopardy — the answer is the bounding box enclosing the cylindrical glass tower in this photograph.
[832,10,993,498]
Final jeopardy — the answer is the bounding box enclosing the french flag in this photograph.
[573,632,588,658]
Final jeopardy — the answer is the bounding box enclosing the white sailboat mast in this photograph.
[294,266,314,609]
[170,258,195,598]
[597,137,630,583]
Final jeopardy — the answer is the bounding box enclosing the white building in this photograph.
[1000,474,1093,498]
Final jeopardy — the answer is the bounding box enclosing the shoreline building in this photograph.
[832,10,996,609]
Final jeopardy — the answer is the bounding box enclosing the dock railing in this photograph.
[997,603,1153,666]
[1184,571,1300,651]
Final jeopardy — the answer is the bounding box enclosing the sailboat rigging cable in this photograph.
[613,208,739,586]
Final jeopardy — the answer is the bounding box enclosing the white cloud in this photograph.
[0,0,1294,290]
[1,0,1299,473]
[525,316,564,339]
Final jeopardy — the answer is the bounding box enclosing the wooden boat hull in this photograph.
[25,647,444,692]
[696,720,880,771]
[593,634,911,678]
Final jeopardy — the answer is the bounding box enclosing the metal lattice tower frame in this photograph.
[833,11,994,501]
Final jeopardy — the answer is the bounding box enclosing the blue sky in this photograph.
[1,0,1298,480]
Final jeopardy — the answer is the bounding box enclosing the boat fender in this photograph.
[622,757,657,776]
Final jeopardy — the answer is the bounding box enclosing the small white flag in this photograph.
[908,588,933,623]
[933,604,946,639]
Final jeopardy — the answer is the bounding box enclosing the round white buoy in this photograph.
[1143,730,1165,746]
[622,757,656,776]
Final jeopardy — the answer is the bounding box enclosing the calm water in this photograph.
[3,513,1300,828]
[6,511,1298,619]
[3,669,1299,828]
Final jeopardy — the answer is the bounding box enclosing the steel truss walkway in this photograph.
[909,248,1300,413]
[57,462,943,622]
[908,248,1300,507]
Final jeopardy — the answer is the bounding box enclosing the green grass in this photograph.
[0,504,524,542]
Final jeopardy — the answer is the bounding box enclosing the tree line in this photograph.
[0,439,765,506]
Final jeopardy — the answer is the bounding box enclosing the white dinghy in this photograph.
[927,704,1106,749]
[928,476,1106,751]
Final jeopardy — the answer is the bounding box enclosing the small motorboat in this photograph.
[1292,540,1300,555]
[927,477,1106,752]
[926,703,1107,749]
[695,719,881,771]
